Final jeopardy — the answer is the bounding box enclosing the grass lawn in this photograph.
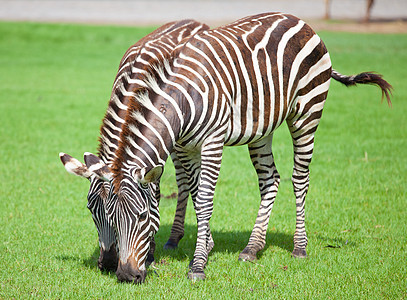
[0,21,406,299]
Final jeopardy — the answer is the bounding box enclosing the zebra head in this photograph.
[104,162,163,284]
[59,152,118,272]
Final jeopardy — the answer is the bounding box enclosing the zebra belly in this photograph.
[224,94,289,146]
[224,119,281,147]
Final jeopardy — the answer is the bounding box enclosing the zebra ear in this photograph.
[84,152,113,182]
[134,165,163,184]
[59,152,92,179]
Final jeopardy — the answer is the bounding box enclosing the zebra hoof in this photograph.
[187,270,206,281]
[207,240,215,253]
[238,249,257,262]
[292,248,307,258]
[163,240,178,250]
[238,253,257,262]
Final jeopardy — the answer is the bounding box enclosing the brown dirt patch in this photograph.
[308,19,407,34]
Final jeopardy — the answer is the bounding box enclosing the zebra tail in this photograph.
[331,69,393,107]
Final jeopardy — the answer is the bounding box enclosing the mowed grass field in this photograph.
[0,21,406,299]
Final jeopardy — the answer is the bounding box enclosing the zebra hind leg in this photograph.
[286,89,329,258]
[239,135,280,262]
[288,136,313,259]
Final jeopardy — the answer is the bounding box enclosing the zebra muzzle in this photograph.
[97,243,118,272]
[116,259,147,284]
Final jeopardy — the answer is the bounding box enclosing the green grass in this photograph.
[0,21,406,299]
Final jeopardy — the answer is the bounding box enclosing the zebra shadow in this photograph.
[80,223,293,271]
[82,248,100,269]
[81,249,117,277]
[57,250,116,277]
[153,223,293,263]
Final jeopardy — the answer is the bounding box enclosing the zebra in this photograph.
[58,19,209,272]
[85,12,392,283]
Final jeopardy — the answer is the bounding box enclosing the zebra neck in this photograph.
[112,94,179,185]
[117,130,173,173]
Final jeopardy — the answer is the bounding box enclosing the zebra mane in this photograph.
[96,20,209,168]
[110,56,174,192]
[95,40,148,165]
[96,46,171,162]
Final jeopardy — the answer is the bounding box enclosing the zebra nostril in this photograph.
[133,273,143,284]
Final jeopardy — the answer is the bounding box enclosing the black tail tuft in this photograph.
[331,69,393,107]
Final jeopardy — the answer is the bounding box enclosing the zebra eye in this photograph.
[139,211,147,220]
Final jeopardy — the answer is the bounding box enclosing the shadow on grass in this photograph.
[82,247,99,269]
[57,223,293,273]
[153,224,293,263]
[81,248,117,277]
[315,234,356,248]
[56,249,101,270]
[56,248,117,277]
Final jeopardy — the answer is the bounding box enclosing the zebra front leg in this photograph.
[187,143,223,280]
[164,152,190,250]
[239,136,280,262]
[145,181,161,265]
[176,148,215,258]
[146,236,156,266]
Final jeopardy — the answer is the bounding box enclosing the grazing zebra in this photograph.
[86,12,392,283]
[58,19,209,272]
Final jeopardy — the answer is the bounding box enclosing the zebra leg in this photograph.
[239,135,280,262]
[176,148,215,258]
[286,90,329,258]
[146,236,156,267]
[145,181,161,265]
[289,138,312,258]
[164,152,190,250]
[187,143,223,280]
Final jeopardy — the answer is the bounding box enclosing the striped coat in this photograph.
[98,13,391,283]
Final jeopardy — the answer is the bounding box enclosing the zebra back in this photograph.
[111,13,332,176]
